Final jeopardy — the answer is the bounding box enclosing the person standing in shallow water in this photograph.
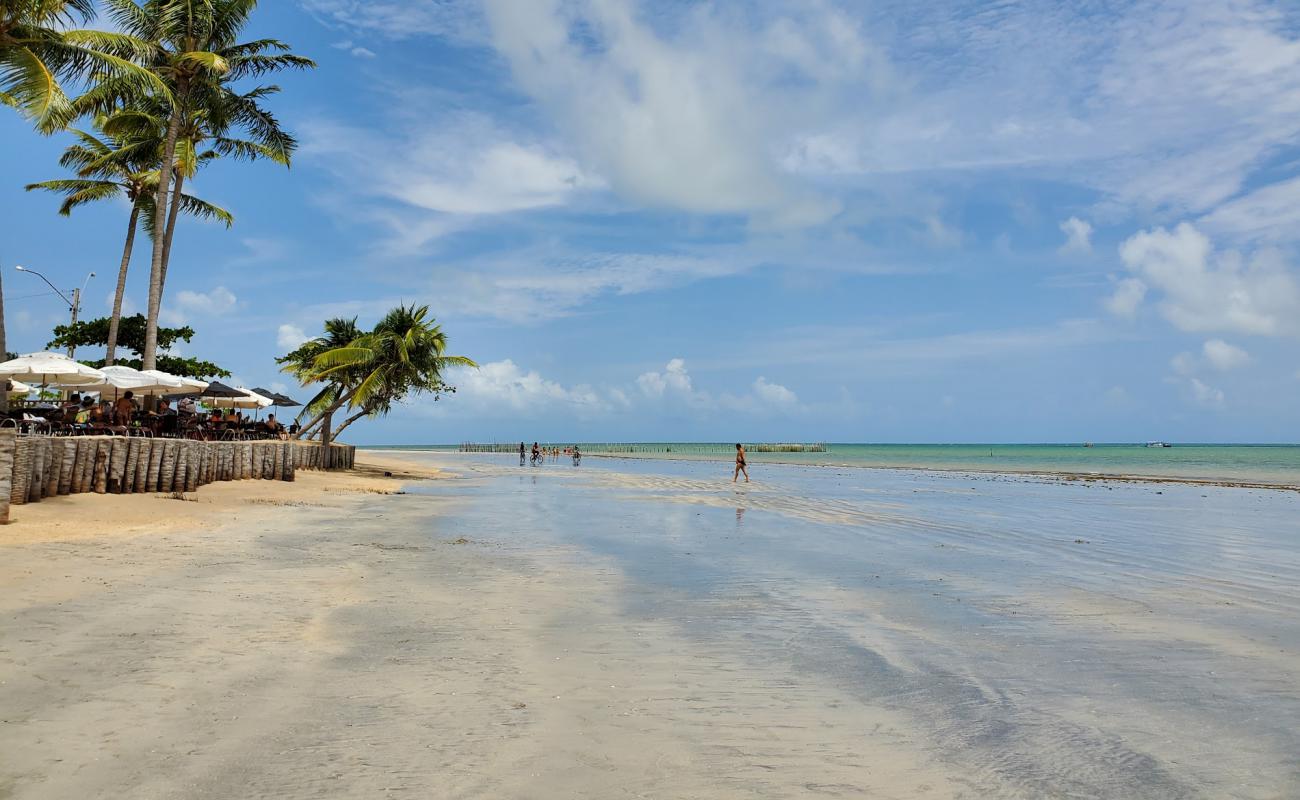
[519,442,526,466]
[733,443,749,483]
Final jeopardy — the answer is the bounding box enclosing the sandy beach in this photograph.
[2,451,1298,799]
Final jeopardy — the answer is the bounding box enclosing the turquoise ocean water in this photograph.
[373,442,1300,486]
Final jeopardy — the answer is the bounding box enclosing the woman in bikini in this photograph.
[733,443,749,483]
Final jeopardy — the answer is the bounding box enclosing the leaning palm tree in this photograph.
[286,306,475,450]
[25,119,232,364]
[277,317,365,440]
[86,0,313,371]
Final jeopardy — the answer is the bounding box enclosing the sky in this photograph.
[2,0,1299,444]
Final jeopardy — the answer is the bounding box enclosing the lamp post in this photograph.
[14,266,95,358]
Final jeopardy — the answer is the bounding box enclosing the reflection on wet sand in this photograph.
[415,453,1300,798]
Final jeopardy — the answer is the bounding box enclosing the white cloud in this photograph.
[1170,351,1197,377]
[305,113,592,221]
[163,286,238,324]
[454,359,609,415]
[1189,377,1225,409]
[1200,176,1300,243]
[1105,277,1147,318]
[277,324,309,351]
[1202,339,1251,371]
[1059,216,1093,254]
[480,0,841,227]
[1103,386,1130,406]
[331,40,377,58]
[303,1,483,41]
[1117,223,1300,336]
[176,286,237,315]
[751,376,799,408]
[637,358,696,400]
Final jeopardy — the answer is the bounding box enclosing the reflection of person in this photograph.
[733,443,749,483]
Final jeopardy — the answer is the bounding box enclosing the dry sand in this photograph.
[0,453,962,798]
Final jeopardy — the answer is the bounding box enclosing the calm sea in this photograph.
[373,443,1300,486]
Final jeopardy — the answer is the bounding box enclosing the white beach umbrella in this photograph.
[101,365,189,394]
[139,369,207,394]
[0,352,107,388]
[207,387,274,410]
[6,379,33,395]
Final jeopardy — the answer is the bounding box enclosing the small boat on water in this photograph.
[1145,441,1172,448]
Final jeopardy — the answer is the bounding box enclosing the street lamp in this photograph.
[14,266,95,358]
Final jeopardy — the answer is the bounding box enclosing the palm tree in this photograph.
[25,119,233,364]
[1,0,162,132]
[91,0,313,371]
[1,0,163,411]
[284,307,475,450]
[277,317,365,440]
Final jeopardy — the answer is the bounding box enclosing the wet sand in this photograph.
[2,451,1298,798]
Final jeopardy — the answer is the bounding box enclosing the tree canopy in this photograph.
[48,313,229,378]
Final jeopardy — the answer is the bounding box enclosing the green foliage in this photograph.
[0,0,166,132]
[47,313,229,378]
[279,307,474,431]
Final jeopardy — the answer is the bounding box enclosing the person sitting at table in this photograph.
[224,408,237,423]
[72,396,95,430]
[265,414,286,440]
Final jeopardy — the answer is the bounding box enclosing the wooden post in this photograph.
[92,439,111,494]
[45,439,63,498]
[136,439,153,493]
[0,429,16,524]
[108,438,128,493]
[74,439,92,494]
[58,437,76,495]
[146,438,164,492]
[123,438,141,493]
[11,437,31,506]
[28,438,46,503]
[158,440,176,492]
[185,442,200,492]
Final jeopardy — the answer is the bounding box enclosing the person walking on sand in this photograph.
[519,441,526,466]
[733,443,749,483]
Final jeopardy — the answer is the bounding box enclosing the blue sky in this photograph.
[2,0,1299,444]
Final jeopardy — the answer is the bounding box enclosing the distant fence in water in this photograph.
[457,442,827,455]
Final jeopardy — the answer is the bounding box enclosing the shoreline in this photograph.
[371,447,1300,492]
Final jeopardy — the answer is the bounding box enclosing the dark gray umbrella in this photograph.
[199,380,247,399]
[251,387,302,407]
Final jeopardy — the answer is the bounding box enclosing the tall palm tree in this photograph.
[25,120,232,364]
[2,0,163,411]
[91,0,313,371]
[1,0,162,132]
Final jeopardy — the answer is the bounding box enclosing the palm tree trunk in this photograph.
[143,91,185,373]
[158,170,185,290]
[104,202,141,366]
[319,409,334,468]
[293,387,357,440]
[330,410,369,439]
